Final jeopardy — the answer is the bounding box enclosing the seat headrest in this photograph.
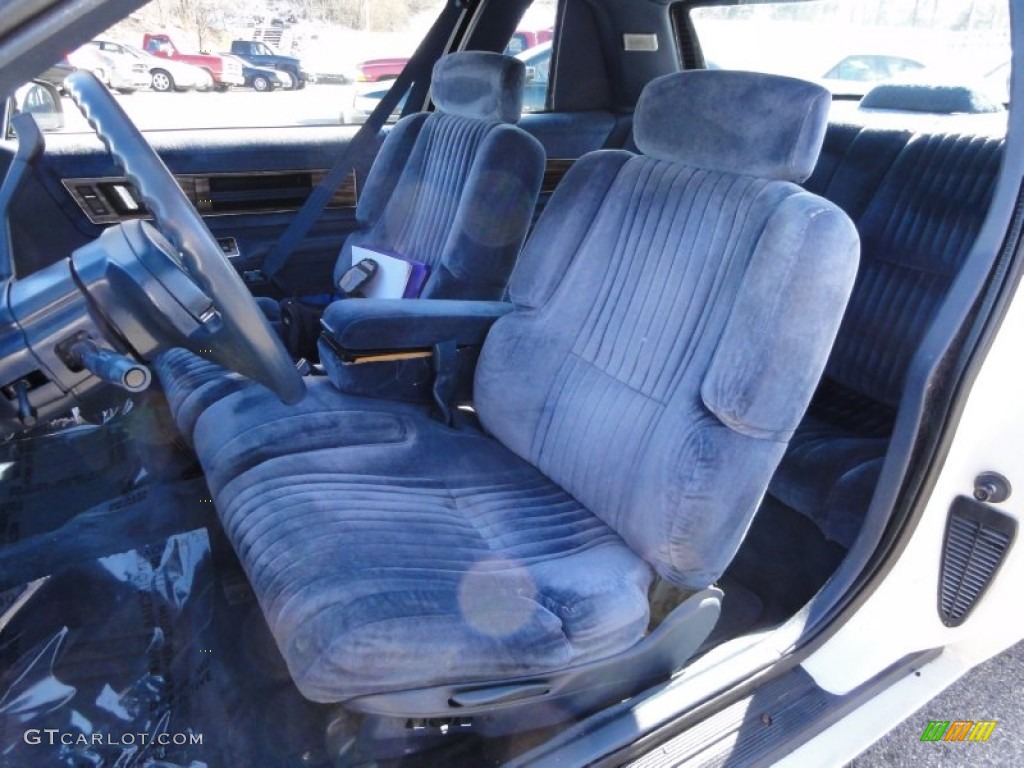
[633,70,831,183]
[860,82,1004,114]
[432,51,525,123]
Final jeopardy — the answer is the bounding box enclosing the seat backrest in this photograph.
[803,123,912,221]
[823,132,1003,407]
[338,52,545,301]
[474,70,860,588]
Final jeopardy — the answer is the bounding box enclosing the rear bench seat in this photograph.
[769,104,1004,548]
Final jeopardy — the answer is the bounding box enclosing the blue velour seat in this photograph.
[156,50,544,437]
[264,50,545,312]
[770,130,1004,547]
[164,70,859,715]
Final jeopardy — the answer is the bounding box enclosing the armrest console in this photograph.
[318,299,513,405]
[320,299,513,353]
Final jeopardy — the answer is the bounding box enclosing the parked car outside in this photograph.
[352,27,554,82]
[92,40,212,92]
[519,40,551,113]
[823,53,926,82]
[820,53,928,96]
[220,54,290,91]
[141,33,244,90]
[351,56,409,83]
[503,26,553,55]
[341,41,552,124]
[229,40,307,88]
[35,58,76,92]
[67,44,149,93]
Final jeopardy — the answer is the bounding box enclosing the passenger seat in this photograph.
[156,51,545,439]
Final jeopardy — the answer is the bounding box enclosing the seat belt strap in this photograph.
[260,0,467,283]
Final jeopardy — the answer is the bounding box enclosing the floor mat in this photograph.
[723,494,847,629]
[0,416,141,549]
[0,477,214,592]
[0,527,333,768]
[702,578,764,649]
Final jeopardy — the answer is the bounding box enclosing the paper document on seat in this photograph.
[352,246,413,298]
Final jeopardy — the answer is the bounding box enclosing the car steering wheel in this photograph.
[64,71,305,404]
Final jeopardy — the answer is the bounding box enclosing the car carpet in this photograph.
[0,475,215,592]
[0,412,141,550]
[722,493,847,627]
[0,407,843,766]
[0,524,335,767]
[0,402,336,767]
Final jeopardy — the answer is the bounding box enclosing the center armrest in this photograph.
[320,299,513,352]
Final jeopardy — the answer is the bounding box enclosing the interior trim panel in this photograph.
[61,169,359,225]
[542,158,575,194]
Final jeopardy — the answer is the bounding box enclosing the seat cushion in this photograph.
[774,131,1003,545]
[192,379,653,703]
[479,149,858,589]
[768,415,887,548]
[153,349,255,441]
[633,70,830,182]
[824,132,1003,407]
[768,380,894,547]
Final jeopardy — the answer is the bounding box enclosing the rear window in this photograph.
[688,0,1011,103]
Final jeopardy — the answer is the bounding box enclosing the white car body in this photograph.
[774,291,1024,763]
[93,40,212,91]
[68,44,149,91]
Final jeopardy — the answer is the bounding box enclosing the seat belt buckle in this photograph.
[242,270,269,285]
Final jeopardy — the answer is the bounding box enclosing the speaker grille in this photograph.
[939,496,1016,627]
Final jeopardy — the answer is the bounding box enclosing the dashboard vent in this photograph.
[938,496,1016,627]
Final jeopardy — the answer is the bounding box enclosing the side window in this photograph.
[510,3,557,114]
[16,0,561,134]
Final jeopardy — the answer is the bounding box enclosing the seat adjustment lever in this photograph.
[448,682,550,707]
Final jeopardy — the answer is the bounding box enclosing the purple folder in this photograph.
[402,259,430,298]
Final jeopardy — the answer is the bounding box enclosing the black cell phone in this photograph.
[337,258,378,297]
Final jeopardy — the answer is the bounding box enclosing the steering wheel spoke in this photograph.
[64,71,304,404]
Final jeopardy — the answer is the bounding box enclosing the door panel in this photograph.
[7,109,630,301]
[7,126,373,297]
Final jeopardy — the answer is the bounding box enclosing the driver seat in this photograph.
[167,70,858,729]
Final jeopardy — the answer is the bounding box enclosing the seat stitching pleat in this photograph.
[389,115,491,267]
[578,161,659,364]
[825,134,1001,404]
